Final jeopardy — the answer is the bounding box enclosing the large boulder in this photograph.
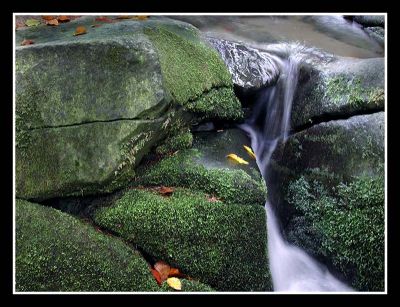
[353,15,385,28]
[291,57,384,129]
[16,16,242,200]
[94,188,271,291]
[15,199,159,291]
[267,112,385,291]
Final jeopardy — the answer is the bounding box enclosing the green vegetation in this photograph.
[156,128,193,155]
[135,148,266,206]
[94,188,271,291]
[286,175,384,291]
[15,199,159,292]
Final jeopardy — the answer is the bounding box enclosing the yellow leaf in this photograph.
[243,145,256,159]
[167,277,182,290]
[226,153,249,165]
[74,26,87,36]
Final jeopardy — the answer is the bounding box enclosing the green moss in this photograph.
[16,199,158,292]
[159,279,215,292]
[135,149,266,206]
[94,188,271,291]
[156,128,193,155]
[286,175,384,291]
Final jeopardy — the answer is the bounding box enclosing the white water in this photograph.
[241,53,353,292]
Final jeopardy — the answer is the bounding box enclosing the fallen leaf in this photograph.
[167,277,182,290]
[116,15,134,19]
[168,268,181,277]
[95,16,114,23]
[21,39,34,46]
[226,153,249,165]
[207,196,221,203]
[42,16,55,21]
[134,15,149,20]
[151,268,162,285]
[57,15,70,22]
[154,261,170,282]
[243,145,256,159]
[74,26,87,36]
[158,186,174,196]
[25,19,41,27]
[46,19,59,26]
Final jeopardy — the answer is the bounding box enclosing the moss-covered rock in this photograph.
[267,112,385,291]
[15,199,159,292]
[15,16,243,200]
[94,188,271,291]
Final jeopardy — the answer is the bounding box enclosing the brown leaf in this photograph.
[154,261,170,282]
[158,186,174,196]
[74,26,87,36]
[116,15,134,19]
[207,196,221,203]
[151,268,162,285]
[95,16,114,23]
[134,15,149,20]
[42,15,55,21]
[21,39,34,46]
[46,19,59,26]
[57,15,70,22]
[168,268,182,277]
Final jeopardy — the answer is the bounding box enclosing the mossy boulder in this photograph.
[267,112,384,291]
[292,57,384,128]
[94,188,271,291]
[15,199,159,292]
[15,16,242,200]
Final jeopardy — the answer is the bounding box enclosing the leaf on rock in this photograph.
[154,261,171,282]
[226,153,249,165]
[167,277,182,290]
[74,26,87,36]
[134,15,149,20]
[116,15,134,19]
[25,19,41,27]
[151,268,162,285]
[243,145,256,159]
[42,16,55,21]
[158,186,174,196]
[57,15,70,22]
[46,19,59,26]
[21,39,34,46]
[95,16,114,23]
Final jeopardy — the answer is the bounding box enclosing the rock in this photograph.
[16,16,243,200]
[94,188,272,291]
[291,57,384,129]
[135,129,267,206]
[364,26,385,46]
[15,199,158,291]
[267,112,385,291]
[207,37,280,89]
[353,15,385,27]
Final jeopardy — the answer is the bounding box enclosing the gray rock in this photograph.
[353,15,385,27]
[365,26,385,46]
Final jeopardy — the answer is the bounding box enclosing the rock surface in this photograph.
[353,15,385,27]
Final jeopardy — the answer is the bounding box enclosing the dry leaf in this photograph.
[21,39,34,46]
[134,15,149,20]
[207,196,221,203]
[168,268,181,277]
[116,15,134,19]
[74,26,87,36]
[154,261,170,282]
[167,277,182,290]
[226,153,249,165]
[42,16,55,21]
[151,268,162,285]
[57,15,70,22]
[243,145,256,159]
[25,19,41,27]
[46,19,59,26]
[158,186,174,196]
[95,16,114,23]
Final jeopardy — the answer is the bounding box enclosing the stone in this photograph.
[353,15,385,27]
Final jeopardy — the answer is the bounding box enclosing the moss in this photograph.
[286,175,384,291]
[156,128,193,155]
[15,199,159,292]
[94,188,271,291]
[135,149,266,206]
[159,279,215,292]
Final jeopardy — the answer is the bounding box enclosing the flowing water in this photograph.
[240,53,353,292]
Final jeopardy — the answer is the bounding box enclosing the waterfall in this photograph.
[240,54,353,292]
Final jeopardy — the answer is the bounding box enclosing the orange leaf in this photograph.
[57,15,70,22]
[46,19,59,26]
[158,186,174,196]
[74,26,87,36]
[151,268,162,285]
[116,15,134,19]
[154,261,170,282]
[21,39,34,46]
[168,268,181,277]
[42,15,55,21]
[95,16,114,23]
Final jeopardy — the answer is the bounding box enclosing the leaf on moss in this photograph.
[25,19,41,27]
[167,277,182,290]
[243,145,256,159]
[151,268,162,285]
[158,186,174,196]
[95,16,114,23]
[226,153,249,165]
[46,19,59,26]
[74,26,87,36]
[21,39,34,46]
[57,15,70,22]
[207,196,221,203]
[154,261,170,282]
